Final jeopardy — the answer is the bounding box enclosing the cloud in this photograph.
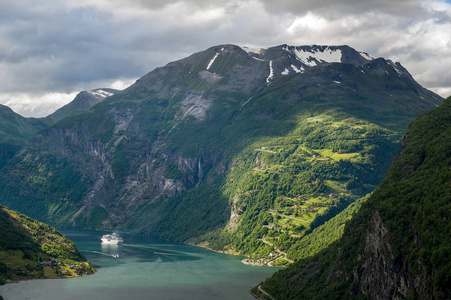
[1,92,78,117]
[260,0,424,17]
[0,0,450,117]
[287,13,330,33]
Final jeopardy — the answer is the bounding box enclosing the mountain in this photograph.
[0,44,443,264]
[47,88,119,123]
[0,205,94,284]
[0,87,115,170]
[0,104,49,169]
[256,96,451,299]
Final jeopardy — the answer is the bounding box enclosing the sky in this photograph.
[0,0,450,117]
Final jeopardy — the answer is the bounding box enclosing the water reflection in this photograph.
[100,243,120,258]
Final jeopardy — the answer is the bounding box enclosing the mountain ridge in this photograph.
[47,88,120,123]
[0,43,443,266]
[0,104,50,170]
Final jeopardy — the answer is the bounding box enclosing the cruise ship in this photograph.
[101,233,123,244]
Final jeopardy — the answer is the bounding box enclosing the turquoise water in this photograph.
[0,229,278,299]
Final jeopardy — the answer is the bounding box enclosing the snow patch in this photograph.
[290,46,342,66]
[206,53,220,70]
[252,57,266,62]
[291,64,304,73]
[266,61,274,84]
[387,60,402,75]
[333,81,341,84]
[89,90,114,99]
[241,46,264,54]
[281,68,290,75]
[361,70,366,74]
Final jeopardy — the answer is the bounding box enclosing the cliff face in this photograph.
[352,210,433,299]
[4,102,213,228]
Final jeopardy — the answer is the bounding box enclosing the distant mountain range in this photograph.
[0,88,119,169]
[0,44,443,269]
[48,88,120,123]
[0,105,49,169]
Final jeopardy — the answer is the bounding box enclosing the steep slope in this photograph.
[0,105,49,169]
[0,44,443,264]
[0,205,94,284]
[258,96,451,299]
[47,88,119,123]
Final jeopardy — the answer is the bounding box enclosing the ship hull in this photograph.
[101,234,123,244]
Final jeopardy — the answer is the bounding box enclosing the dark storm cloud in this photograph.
[121,0,423,17]
[259,0,423,16]
[0,2,147,93]
[0,0,263,97]
[0,0,450,117]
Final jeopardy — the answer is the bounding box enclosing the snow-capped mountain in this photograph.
[48,88,119,123]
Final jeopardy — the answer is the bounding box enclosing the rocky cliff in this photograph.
[351,210,434,299]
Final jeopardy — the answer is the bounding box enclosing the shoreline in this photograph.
[183,240,244,256]
[59,227,283,267]
[1,260,96,286]
[183,240,283,267]
[2,270,95,286]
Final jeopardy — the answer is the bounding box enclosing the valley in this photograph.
[0,44,446,299]
[0,228,279,300]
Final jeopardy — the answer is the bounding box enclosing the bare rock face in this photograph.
[352,210,433,299]
[60,105,210,227]
[179,93,213,122]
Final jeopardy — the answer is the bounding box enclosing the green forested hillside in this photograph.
[197,111,399,264]
[0,205,94,284]
[258,96,451,299]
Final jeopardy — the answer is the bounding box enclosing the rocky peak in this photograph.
[126,43,417,101]
[242,44,373,65]
[48,88,119,123]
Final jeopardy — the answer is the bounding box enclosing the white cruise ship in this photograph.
[101,233,123,244]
